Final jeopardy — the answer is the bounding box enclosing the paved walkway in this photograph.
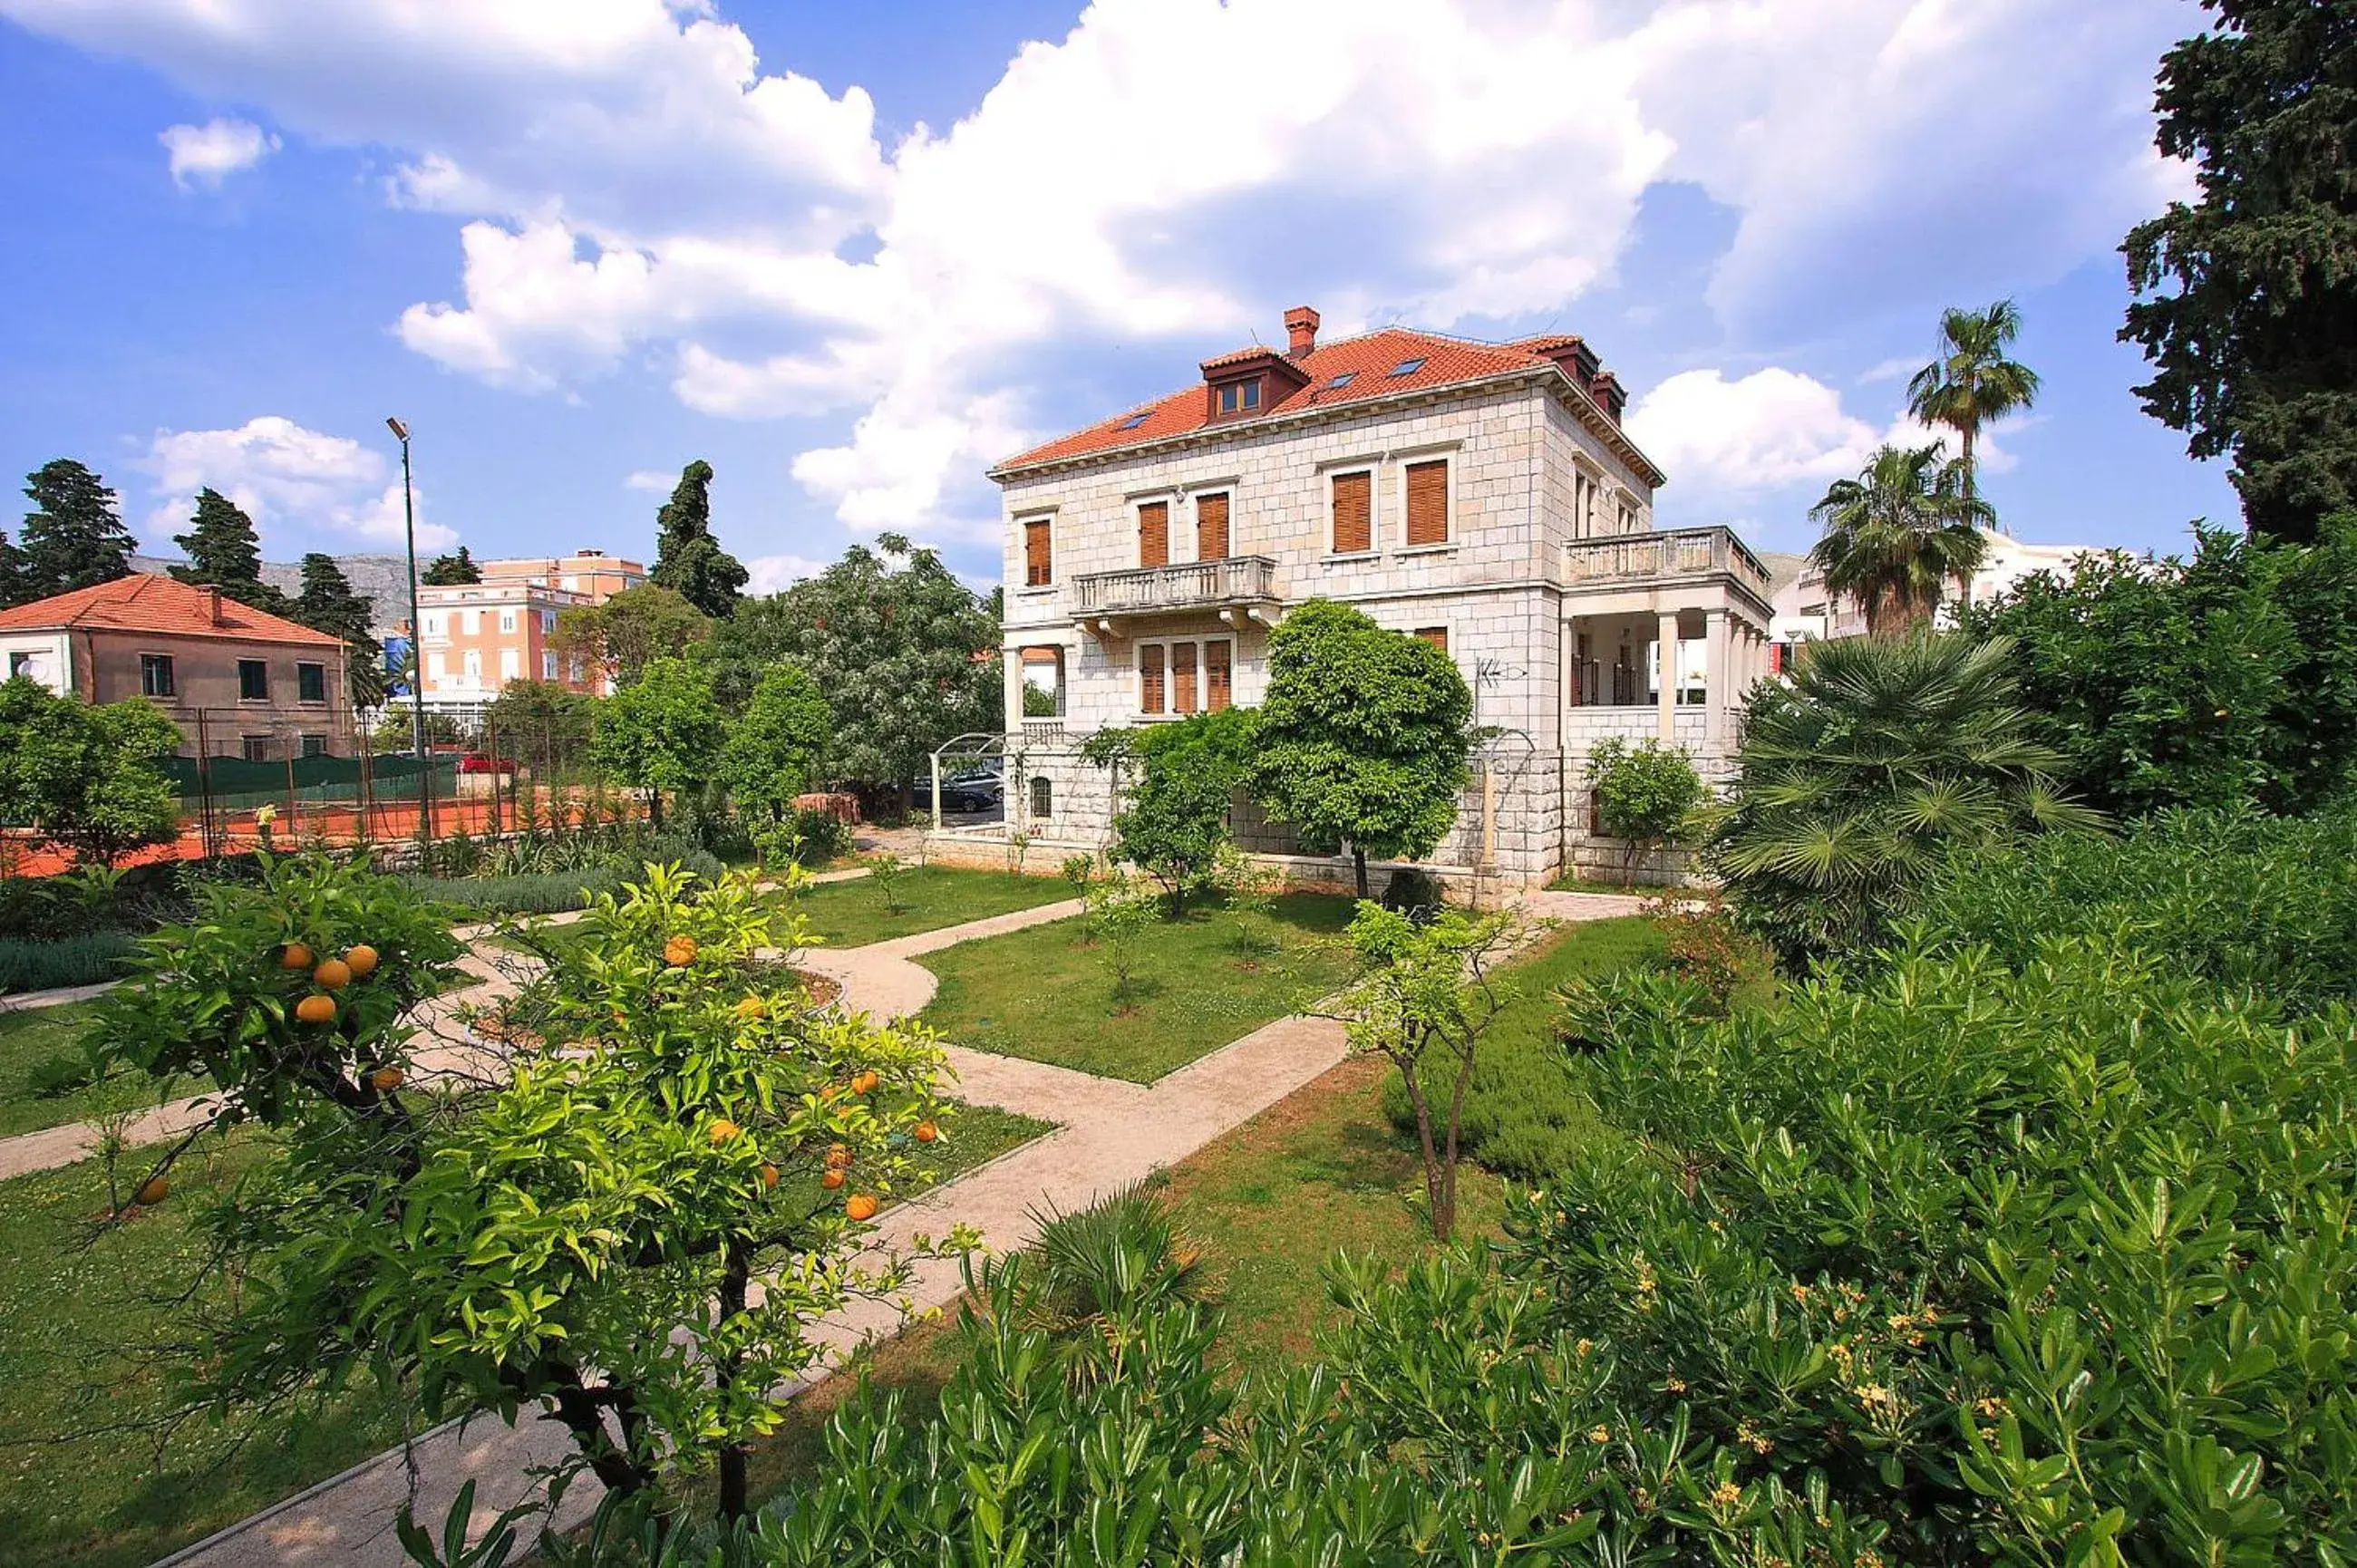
[40,877,1634,1565]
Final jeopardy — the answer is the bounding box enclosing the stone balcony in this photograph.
[1071,554,1280,634]
[1563,525,1773,606]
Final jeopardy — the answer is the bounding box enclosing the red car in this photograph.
[456,752,518,775]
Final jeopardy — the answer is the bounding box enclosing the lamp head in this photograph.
[385,417,410,441]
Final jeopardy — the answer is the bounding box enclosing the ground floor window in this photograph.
[1030,775,1052,819]
[300,733,328,759]
[241,734,272,762]
[1137,636,1234,717]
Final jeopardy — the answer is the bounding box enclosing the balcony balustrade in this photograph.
[1563,526,1771,602]
[1072,555,1279,616]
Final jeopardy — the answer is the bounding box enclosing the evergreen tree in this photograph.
[649,460,748,618]
[13,460,136,605]
[421,546,482,586]
[2122,0,2357,543]
[171,488,288,613]
[294,552,387,710]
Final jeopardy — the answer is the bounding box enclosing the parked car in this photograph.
[912,772,1002,812]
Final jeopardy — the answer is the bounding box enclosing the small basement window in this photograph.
[1389,357,1427,377]
[1030,775,1052,820]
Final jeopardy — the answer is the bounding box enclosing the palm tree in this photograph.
[1707,633,2105,966]
[1808,444,1993,634]
[1906,299,2040,499]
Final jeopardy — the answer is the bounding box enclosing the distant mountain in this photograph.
[131,553,415,634]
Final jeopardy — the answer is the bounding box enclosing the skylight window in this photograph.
[1119,411,1151,430]
[1326,372,1357,390]
[1388,357,1427,377]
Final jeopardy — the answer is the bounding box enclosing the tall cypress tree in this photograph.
[649,460,748,618]
[422,546,482,586]
[2122,0,2357,543]
[14,460,136,605]
[172,488,288,613]
[294,552,387,710]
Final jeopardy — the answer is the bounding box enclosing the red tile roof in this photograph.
[993,325,1662,482]
[0,574,344,647]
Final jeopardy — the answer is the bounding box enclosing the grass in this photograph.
[917,894,1358,1082]
[0,1097,1049,1568]
[775,866,1077,950]
[0,1003,203,1140]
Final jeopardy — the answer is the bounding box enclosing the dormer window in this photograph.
[1216,379,1263,417]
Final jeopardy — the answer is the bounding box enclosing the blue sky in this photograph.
[0,0,2237,591]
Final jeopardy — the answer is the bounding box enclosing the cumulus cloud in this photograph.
[7,0,2184,543]
[159,116,278,188]
[623,469,676,493]
[744,553,829,594]
[141,415,457,550]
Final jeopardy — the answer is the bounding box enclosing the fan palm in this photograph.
[1906,299,2041,498]
[1708,633,2105,966]
[1808,444,1993,634]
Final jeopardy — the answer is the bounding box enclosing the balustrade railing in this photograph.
[1072,555,1278,614]
[1563,526,1771,600]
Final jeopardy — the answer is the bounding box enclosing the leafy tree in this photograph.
[1244,600,1472,899]
[482,678,597,776]
[552,584,712,689]
[1906,299,2041,500]
[1954,517,2357,818]
[8,460,137,606]
[0,678,181,867]
[102,857,960,1531]
[2122,0,2357,542]
[420,546,481,586]
[291,552,385,709]
[1082,707,1256,911]
[716,663,831,822]
[707,536,998,808]
[647,460,748,618]
[1807,443,1993,634]
[1584,736,1705,883]
[1324,903,1516,1242]
[170,488,288,614]
[590,656,727,828]
[1022,680,1058,717]
[370,708,464,753]
[1709,633,2105,967]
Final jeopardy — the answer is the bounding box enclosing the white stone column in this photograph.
[1656,610,1679,742]
[1002,647,1024,732]
[1704,609,1730,753]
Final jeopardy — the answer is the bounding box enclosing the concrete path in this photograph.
[790,896,1085,1021]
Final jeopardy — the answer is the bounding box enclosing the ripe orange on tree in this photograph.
[344,944,381,978]
[135,1176,170,1206]
[664,934,698,967]
[369,1066,404,1093]
[313,957,354,991]
[709,1118,742,1146]
[850,1070,880,1095]
[820,1167,846,1191]
[844,1193,878,1222]
[734,995,767,1021]
[825,1143,852,1167]
[760,1163,780,1190]
[278,942,315,971]
[915,1121,939,1143]
[295,992,338,1025]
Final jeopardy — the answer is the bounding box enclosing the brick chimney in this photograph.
[205,586,225,625]
[1284,305,1320,358]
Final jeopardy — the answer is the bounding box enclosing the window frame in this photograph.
[240,734,272,763]
[237,658,270,702]
[140,653,177,698]
[1326,465,1377,557]
[1215,378,1264,417]
[1029,774,1053,820]
[1135,634,1237,718]
[1398,451,1458,551]
[1135,497,1171,569]
[1019,513,1055,589]
[500,608,519,634]
[1193,488,1232,562]
[300,732,329,759]
[296,662,327,704]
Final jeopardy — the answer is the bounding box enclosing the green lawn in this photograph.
[917,893,1357,1082]
[773,866,1077,950]
[0,1003,202,1140]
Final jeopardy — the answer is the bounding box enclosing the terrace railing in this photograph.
[1072,555,1279,615]
[1563,526,1772,602]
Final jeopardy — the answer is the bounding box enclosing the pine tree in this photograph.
[171,488,288,613]
[649,460,748,618]
[294,552,387,710]
[422,546,482,586]
[14,460,136,605]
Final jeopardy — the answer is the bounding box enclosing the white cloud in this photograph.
[8,0,2185,542]
[159,117,278,188]
[623,469,675,493]
[141,416,458,551]
[1857,356,1921,386]
[744,553,829,594]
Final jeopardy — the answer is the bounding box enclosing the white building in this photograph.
[946,307,1781,891]
[1768,528,2118,649]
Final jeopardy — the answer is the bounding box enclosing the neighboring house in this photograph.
[413,550,646,713]
[1767,527,2114,650]
[0,574,352,759]
[968,306,1780,889]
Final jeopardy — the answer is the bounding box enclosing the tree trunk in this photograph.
[1960,424,1978,501]
[1353,847,1370,901]
[1392,1037,1451,1242]
[645,787,663,830]
[716,1244,751,1523]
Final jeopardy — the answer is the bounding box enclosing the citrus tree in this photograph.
[100,854,967,1530]
[0,677,182,868]
[590,655,728,828]
[717,662,831,822]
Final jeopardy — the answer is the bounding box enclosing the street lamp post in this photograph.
[385,418,426,761]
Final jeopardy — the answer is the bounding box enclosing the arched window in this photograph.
[1030,775,1053,820]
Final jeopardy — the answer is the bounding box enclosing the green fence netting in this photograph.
[160,753,460,811]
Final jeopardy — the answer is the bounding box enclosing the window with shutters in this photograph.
[1195,490,1230,561]
[1022,516,1052,586]
[1137,499,1169,567]
[1204,638,1232,712]
[1413,626,1450,654]
[1329,468,1373,554]
[1403,457,1452,547]
[1139,643,1166,714]
[1171,641,1198,714]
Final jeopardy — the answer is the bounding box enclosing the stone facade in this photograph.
[960,322,1777,890]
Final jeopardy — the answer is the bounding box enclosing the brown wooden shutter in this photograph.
[1137,500,1169,567]
[1196,492,1229,561]
[1205,639,1232,711]
[1139,644,1165,713]
[1414,626,1449,653]
[1331,469,1371,553]
[1405,460,1450,546]
[1023,517,1052,586]
[1172,641,1198,714]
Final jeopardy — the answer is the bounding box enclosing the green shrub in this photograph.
[402,866,628,917]
[785,807,853,865]
[0,933,139,994]
[1912,802,2357,1011]
[1584,735,1705,879]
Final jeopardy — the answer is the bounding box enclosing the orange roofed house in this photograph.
[413,549,646,713]
[0,574,352,760]
[973,306,1780,888]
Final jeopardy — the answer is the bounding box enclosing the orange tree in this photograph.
[100,854,965,1527]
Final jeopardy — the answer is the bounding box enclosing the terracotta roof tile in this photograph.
[997,326,1615,473]
[0,574,345,647]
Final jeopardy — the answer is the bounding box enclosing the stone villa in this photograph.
[942,306,1779,890]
